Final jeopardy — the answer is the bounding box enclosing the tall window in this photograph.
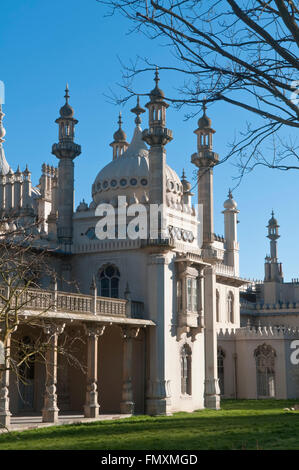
[216,290,220,322]
[177,280,182,311]
[254,344,276,398]
[98,265,120,298]
[227,291,234,323]
[217,347,225,395]
[187,278,198,312]
[181,344,192,395]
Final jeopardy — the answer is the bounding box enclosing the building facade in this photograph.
[4,72,296,429]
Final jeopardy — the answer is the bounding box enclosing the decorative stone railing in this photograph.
[0,287,144,318]
[215,264,235,277]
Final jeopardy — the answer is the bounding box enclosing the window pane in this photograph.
[100,278,110,297]
[192,279,198,311]
[187,279,192,311]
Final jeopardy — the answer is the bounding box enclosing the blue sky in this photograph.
[1,0,299,281]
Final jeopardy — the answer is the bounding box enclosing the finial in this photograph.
[130,96,145,126]
[228,188,233,199]
[271,209,274,217]
[64,83,70,104]
[154,66,160,86]
[181,169,186,180]
[202,99,207,115]
[118,111,122,128]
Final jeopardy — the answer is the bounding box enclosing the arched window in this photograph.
[217,347,225,395]
[227,291,234,323]
[254,344,276,398]
[181,344,192,395]
[98,264,120,298]
[216,289,220,322]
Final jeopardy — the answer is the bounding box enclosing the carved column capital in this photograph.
[84,323,105,338]
[42,322,65,336]
[120,326,140,340]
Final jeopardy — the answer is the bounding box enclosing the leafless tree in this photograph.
[99,0,299,180]
[0,217,85,425]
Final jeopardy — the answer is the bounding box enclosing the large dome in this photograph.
[92,125,183,206]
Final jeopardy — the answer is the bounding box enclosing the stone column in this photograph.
[84,324,105,418]
[146,254,172,416]
[203,266,220,409]
[120,326,140,414]
[0,334,11,428]
[42,323,65,423]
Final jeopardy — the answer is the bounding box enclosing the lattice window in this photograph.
[98,265,120,298]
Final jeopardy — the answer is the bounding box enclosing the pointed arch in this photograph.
[254,344,276,398]
[97,264,120,298]
[181,344,192,396]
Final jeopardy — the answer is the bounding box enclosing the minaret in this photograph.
[222,189,240,276]
[110,112,129,160]
[191,102,219,250]
[52,85,81,244]
[265,211,283,282]
[142,68,173,238]
[0,104,11,176]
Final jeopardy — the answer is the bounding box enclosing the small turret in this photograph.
[222,189,239,275]
[191,102,219,250]
[52,85,81,244]
[110,112,129,160]
[264,211,283,283]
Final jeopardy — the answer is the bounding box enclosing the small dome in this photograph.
[60,103,74,118]
[113,127,127,142]
[149,68,165,102]
[223,190,237,210]
[92,124,182,205]
[197,114,212,129]
[76,199,89,212]
[181,170,191,193]
[268,211,278,226]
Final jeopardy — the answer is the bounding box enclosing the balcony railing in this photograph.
[0,287,143,318]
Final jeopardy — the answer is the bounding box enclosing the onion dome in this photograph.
[268,210,278,227]
[92,100,182,206]
[197,101,212,129]
[113,112,127,142]
[223,189,238,210]
[181,169,192,193]
[59,84,74,118]
[149,67,165,102]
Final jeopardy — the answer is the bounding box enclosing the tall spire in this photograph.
[64,83,70,104]
[0,104,11,175]
[52,86,81,244]
[265,211,283,282]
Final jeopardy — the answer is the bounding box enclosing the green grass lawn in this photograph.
[0,400,299,450]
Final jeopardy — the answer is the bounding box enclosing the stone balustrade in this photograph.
[0,287,144,318]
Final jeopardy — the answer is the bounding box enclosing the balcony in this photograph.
[0,287,144,319]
